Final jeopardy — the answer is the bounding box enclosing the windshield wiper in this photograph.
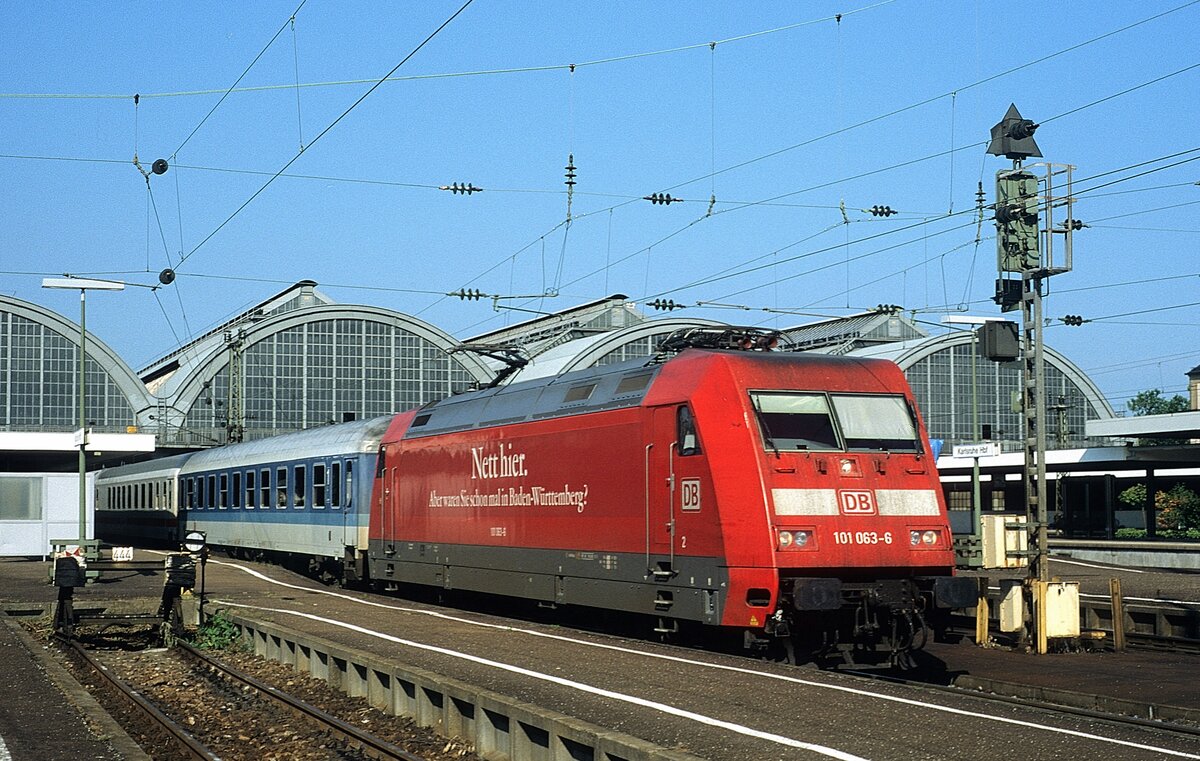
[750,396,781,459]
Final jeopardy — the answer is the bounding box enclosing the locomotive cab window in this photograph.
[830,394,920,453]
[749,392,840,451]
[677,405,701,456]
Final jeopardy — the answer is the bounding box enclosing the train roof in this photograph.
[95,451,195,482]
[404,346,907,439]
[182,415,393,472]
[405,354,662,438]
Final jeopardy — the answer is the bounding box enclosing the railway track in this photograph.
[57,633,451,761]
[174,641,428,761]
[59,636,217,761]
[838,665,1200,738]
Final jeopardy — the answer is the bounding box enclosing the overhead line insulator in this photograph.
[868,205,897,217]
[644,193,682,206]
[451,288,484,301]
[648,298,683,311]
[439,182,483,195]
[1061,314,1085,326]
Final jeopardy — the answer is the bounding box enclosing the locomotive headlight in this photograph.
[910,530,921,546]
[778,531,794,549]
[922,530,940,545]
[794,530,811,547]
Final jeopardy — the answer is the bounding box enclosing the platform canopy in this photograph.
[1086,410,1200,440]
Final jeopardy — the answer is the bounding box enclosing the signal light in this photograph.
[452,288,484,301]
[1007,119,1038,141]
[1062,314,1084,326]
[868,205,897,217]
[649,298,683,311]
[439,182,482,195]
[995,169,1040,272]
[644,192,682,205]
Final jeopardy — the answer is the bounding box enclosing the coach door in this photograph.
[647,406,681,578]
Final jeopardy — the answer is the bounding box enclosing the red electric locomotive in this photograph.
[367,327,975,664]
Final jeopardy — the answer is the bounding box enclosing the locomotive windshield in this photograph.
[749,391,920,453]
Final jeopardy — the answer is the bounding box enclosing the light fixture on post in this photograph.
[42,277,125,548]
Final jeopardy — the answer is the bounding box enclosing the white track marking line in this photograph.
[209,560,1200,758]
[217,600,868,760]
[0,734,10,761]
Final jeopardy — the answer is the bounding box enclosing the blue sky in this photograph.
[2,1,1197,410]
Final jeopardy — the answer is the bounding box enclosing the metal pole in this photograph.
[971,330,982,542]
[77,290,87,544]
[1033,281,1048,583]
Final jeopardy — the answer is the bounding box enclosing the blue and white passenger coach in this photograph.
[96,452,193,547]
[180,416,391,580]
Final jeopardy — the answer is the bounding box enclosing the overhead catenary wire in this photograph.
[0,1,897,101]
[173,0,476,272]
[173,0,308,159]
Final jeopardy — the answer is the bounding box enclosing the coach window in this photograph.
[219,473,229,509]
[331,462,342,507]
[294,465,307,508]
[276,467,288,508]
[246,470,256,509]
[260,468,271,509]
[232,471,242,509]
[185,478,195,510]
[344,461,354,507]
[313,463,326,508]
[677,405,701,456]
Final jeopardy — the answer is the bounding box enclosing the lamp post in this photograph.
[42,277,125,545]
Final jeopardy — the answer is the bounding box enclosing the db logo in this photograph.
[839,490,876,515]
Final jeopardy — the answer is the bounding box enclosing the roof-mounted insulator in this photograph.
[440,182,482,195]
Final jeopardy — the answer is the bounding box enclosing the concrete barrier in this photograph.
[226,612,705,761]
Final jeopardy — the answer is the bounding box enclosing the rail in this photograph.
[176,641,426,761]
[59,636,217,761]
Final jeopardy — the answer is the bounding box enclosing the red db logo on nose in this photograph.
[839,490,876,515]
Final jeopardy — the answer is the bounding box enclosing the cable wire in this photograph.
[174,0,476,271]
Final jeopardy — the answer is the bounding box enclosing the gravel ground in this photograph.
[24,618,480,761]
